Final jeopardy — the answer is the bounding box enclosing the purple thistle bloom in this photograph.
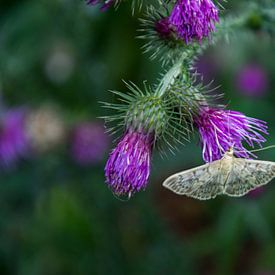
[195,107,268,162]
[0,108,29,168]
[154,18,173,40]
[86,0,114,11]
[169,0,219,44]
[236,65,268,97]
[105,130,153,196]
[71,122,109,166]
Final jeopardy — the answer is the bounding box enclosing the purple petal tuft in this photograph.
[169,0,219,43]
[195,107,268,162]
[105,130,153,196]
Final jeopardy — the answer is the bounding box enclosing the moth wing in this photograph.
[162,160,223,200]
[224,158,275,197]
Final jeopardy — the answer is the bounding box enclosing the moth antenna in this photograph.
[249,145,275,153]
[236,145,275,154]
[227,110,234,149]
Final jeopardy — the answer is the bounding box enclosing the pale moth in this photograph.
[162,147,275,200]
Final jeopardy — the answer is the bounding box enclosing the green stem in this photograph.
[155,54,186,97]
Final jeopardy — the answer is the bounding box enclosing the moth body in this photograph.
[163,148,275,200]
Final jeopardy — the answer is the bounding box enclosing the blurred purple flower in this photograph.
[154,18,172,40]
[236,65,268,97]
[71,122,109,165]
[86,0,114,11]
[0,108,29,168]
[105,130,153,197]
[169,0,219,44]
[195,107,268,162]
[195,55,218,83]
[248,187,264,198]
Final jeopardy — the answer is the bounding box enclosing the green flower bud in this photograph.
[126,95,168,137]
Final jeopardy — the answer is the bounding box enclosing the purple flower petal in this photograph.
[195,107,268,162]
[105,130,153,196]
[169,0,219,43]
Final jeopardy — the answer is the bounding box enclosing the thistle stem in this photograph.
[155,55,186,97]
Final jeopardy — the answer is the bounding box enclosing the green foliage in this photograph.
[0,0,275,274]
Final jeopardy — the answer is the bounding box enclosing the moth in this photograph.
[162,147,275,200]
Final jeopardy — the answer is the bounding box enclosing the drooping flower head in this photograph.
[169,0,219,44]
[0,108,30,168]
[86,0,114,11]
[104,84,170,197]
[236,64,268,97]
[195,107,268,162]
[71,122,109,166]
[105,130,153,196]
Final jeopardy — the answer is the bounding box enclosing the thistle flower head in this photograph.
[105,130,153,196]
[169,0,219,44]
[103,81,196,196]
[139,8,182,63]
[195,107,268,162]
[0,108,29,168]
[104,85,167,196]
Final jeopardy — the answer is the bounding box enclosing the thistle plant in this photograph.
[88,0,275,197]
[103,83,191,196]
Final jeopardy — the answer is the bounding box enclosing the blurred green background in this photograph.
[0,0,275,274]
